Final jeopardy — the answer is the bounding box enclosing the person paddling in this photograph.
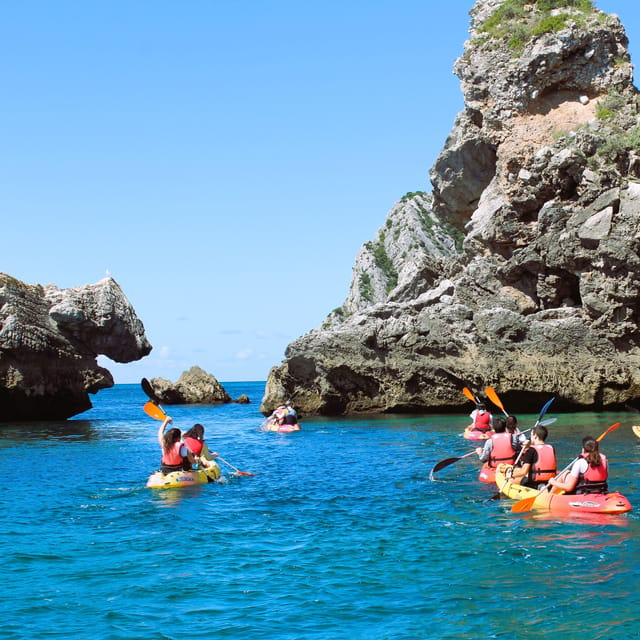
[547,436,609,495]
[508,424,557,489]
[469,402,493,433]
[182,423,218,469]
[157,415,196,474]
[475,417,515,467]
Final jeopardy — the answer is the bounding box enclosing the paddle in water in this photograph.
[510,422,621,513]
[429,450,477,480]
[215,455,255,477]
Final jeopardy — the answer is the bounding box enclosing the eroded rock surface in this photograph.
[0,274,151,419]
[151,366,232,404]
[262,1,640,415]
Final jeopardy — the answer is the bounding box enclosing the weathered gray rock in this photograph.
[151,366,231,404]
[0,274,151,420]
[262,1,640,416]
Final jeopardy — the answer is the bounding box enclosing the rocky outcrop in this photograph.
[151,366,232,404]
[0,274,151,420]
[262,1,640,416]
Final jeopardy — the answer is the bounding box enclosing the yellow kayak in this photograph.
[146,463,221,489]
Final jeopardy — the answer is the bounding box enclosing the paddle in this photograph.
[216,455,255,477]
[632,425,640,439]
[143,400,167,421]
[141,377,161,403]
[429,450,477,479]
[510,422,621,513]
[485,386,509,417]
[462,387,479,404]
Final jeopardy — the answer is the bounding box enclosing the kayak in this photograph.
[261,418,301,433]
[146,463,221,489]
[494,465,632,514]
[463,426,492,441]
[478,463,496,483]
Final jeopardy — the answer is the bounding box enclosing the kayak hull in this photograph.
[495,465,632,514]
[478,463,496,483]
[262,419,301,433]
[146,463,221,489]
[463,426,491,441]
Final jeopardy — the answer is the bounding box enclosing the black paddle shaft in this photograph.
[141,378,161,403]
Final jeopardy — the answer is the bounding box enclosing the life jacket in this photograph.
[183,436,203,455]
[162,441,184,466]
[489,432,516,467]
[576,453,609,494]
[531,443,557,482]
[473,410,492,432]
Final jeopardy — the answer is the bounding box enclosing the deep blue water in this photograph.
[2,382,640,639]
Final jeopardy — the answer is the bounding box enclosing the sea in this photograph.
[2,381,640,639]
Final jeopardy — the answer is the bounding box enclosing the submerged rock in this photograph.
[262,1,640,415]
[0,274,151,420]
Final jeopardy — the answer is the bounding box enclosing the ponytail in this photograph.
[582,436,602,467]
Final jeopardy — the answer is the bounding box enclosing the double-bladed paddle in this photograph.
[510,422,621,513]
[462,387,480,404]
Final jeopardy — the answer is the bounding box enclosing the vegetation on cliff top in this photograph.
[478,0,597,52]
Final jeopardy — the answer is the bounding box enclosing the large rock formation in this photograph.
[262,0,640,416]
[0,274,151,420]
[151,366,232,404]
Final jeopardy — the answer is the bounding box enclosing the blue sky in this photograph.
[2,1,638,385]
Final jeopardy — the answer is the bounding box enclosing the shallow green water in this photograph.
[2,383,639,639]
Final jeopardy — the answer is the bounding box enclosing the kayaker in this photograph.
[505,415,527,453]
[508,424,557,489]
[475,417,515,466]
[282,400,298,426]
[182,423,218,469]
[157,416,196,474]
[547,436,609,495]
[469,402,493,433]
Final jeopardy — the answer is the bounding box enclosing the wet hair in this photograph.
[505,415,518,433]
[493,416,506,433]
[183,423,205,441]
[163,427,182,451]
[582,436,603,467]
[476,402,486,410]
[532,424,548,441]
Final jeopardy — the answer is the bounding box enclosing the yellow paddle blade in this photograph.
[633,425,640,439]
[143,401,166,421]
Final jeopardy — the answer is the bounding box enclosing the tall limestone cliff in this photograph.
[262,0,640,416]
[0,274,151,420]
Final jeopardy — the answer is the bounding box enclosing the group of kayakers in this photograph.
[469,402,609,495]
[157,416,218,474]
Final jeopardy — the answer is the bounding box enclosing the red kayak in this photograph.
[463,426,492,441]
[478,463,496,483]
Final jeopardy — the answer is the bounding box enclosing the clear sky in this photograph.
[2,1,638,385]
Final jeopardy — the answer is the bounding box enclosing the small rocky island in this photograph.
[262,0,640,416]
[0,274,151,420]
[150,366,248,404]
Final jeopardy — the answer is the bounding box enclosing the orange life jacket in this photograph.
[576,453,608,494]
[531,443,557,482]
[489,432,516,467]
[162,441,184,466]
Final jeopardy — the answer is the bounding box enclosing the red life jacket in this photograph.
[162,441,184,466]
[183,437,203,455]
[489,432,516,467]
[576,453,608,494]
[473,411,491,432]
[531,443,556,481]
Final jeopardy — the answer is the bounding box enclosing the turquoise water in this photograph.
[2,382,640,639]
